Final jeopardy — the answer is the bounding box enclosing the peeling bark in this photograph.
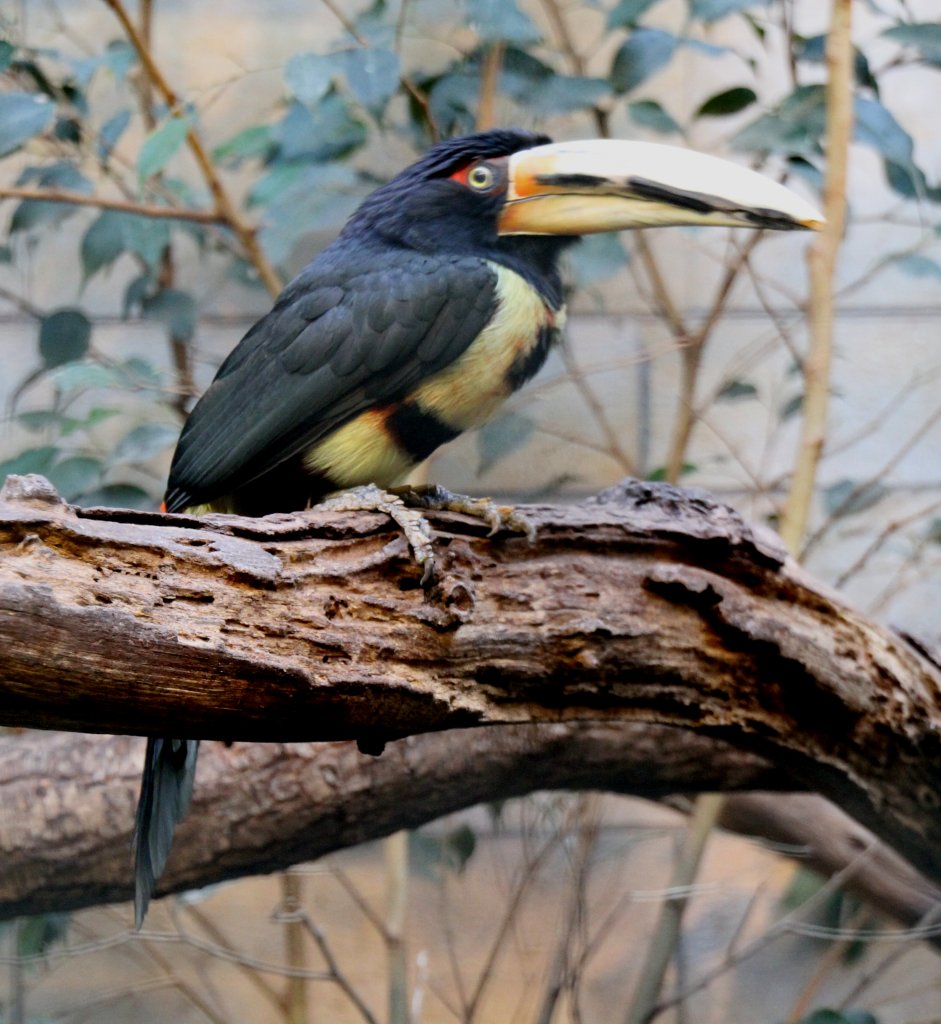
[1,474,941,892]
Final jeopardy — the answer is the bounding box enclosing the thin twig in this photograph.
[281,872,309,1024]
[475,42,504,132]
[650,840,879,1018]
[664,232,764,483]
[281,908,379,1024]
[329,864,393,942]
[624,793,725,1024]
[0,185,222,223]
[100,0,283,297]
[778,0,853,554]
[561,343,637,476]
[464,830,560,1022]
[181,903,285,1015]
[385,832,410,1024]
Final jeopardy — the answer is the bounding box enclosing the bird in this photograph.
[134,127,823,925]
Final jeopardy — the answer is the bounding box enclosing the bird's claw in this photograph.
[318,484,436,580]
[321,484,535,584]
[391,484,537,543]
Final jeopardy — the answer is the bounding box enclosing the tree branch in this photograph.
[101,0,283,297]
[0,185,223,223]
[1,473,941,891]
[3,728,939,949]
[779,0,853,553]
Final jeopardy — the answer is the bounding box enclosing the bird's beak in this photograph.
[498,139,824,236]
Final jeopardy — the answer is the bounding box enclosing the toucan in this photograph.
[134,128,823,925]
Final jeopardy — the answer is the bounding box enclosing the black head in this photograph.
[343,130,573,303]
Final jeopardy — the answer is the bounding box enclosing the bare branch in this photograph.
[100,0,283,297]
[779,0,854,552]
[0,185,223,223]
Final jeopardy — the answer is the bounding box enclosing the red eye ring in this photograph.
[449,161,496,190]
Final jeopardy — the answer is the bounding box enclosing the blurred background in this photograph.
[1,0,940,1021]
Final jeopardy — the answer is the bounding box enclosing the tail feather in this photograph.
[134,737,200,928]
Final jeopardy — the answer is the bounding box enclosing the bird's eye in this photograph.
[467,164,495,190]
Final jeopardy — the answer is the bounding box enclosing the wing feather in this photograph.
[165,249,498,511]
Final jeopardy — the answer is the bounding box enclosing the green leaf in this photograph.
[853,97,912,165]
[102,39,137,80]
[648,462,696,481]
[427,72,479,134]
[17,410,63,432]
[272,96,366,162]
[79,483,154,510]
[0,40,15,72]
[212,124,272,167]
[259,163,359,264]
[795,34,878,93]
[519,74,610,116]
[121,356,163,387]
[10,162,92,233]
[887,253,941,278]
[607,0,659,28]
[0,92,55,156]
[465,0,541,44]
[610,29,677,94]
[82,210,170,280]
[343,47,400,115]
[882,158,941,203]
[445,824,477,873]
[717,379,758,401]
[98,108,131,160]
[628,99,681,133]
[141,288,197,341]
[138,112,193,180]
[883,22,941,66]
[48,361,121,393]
[0,446,58,483]
[114,423,179,464]
[477,412,536,474]
[567,233,630,288]
[284,52,339,107]
[732,85,826,157]
[797,1012,877,1024]
[689,0,772,21]
[39,309,92,368]
[780,393,804,420]
[696,86,757,118]
[17,913,70,957]
[822,479,888,518]
[47,456,102,500]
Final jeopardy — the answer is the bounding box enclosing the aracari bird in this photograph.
[135,128,822,925]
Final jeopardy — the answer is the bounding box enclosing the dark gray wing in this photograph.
[165,248,498,511]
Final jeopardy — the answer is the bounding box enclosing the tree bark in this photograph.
[1,474,941,893]
[3,728,938,949]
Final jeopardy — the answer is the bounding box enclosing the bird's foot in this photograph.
[319,483,535,584]
[390,484,537,543]
[318,484,435,581]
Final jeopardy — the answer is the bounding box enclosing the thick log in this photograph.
[1,474,941,890]
[3,728,938,948]
[0,725,779,920]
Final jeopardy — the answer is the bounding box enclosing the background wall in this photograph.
[1,1,940,1021]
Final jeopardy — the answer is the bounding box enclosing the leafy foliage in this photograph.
[0,0,939,505]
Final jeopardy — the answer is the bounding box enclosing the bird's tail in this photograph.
[134,737,200,928]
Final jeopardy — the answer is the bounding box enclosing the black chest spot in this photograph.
[506,323,560,393]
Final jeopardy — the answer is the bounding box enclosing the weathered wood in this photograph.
[3,729,937,943]
[1,473,941,888]
[0,725,779,920]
